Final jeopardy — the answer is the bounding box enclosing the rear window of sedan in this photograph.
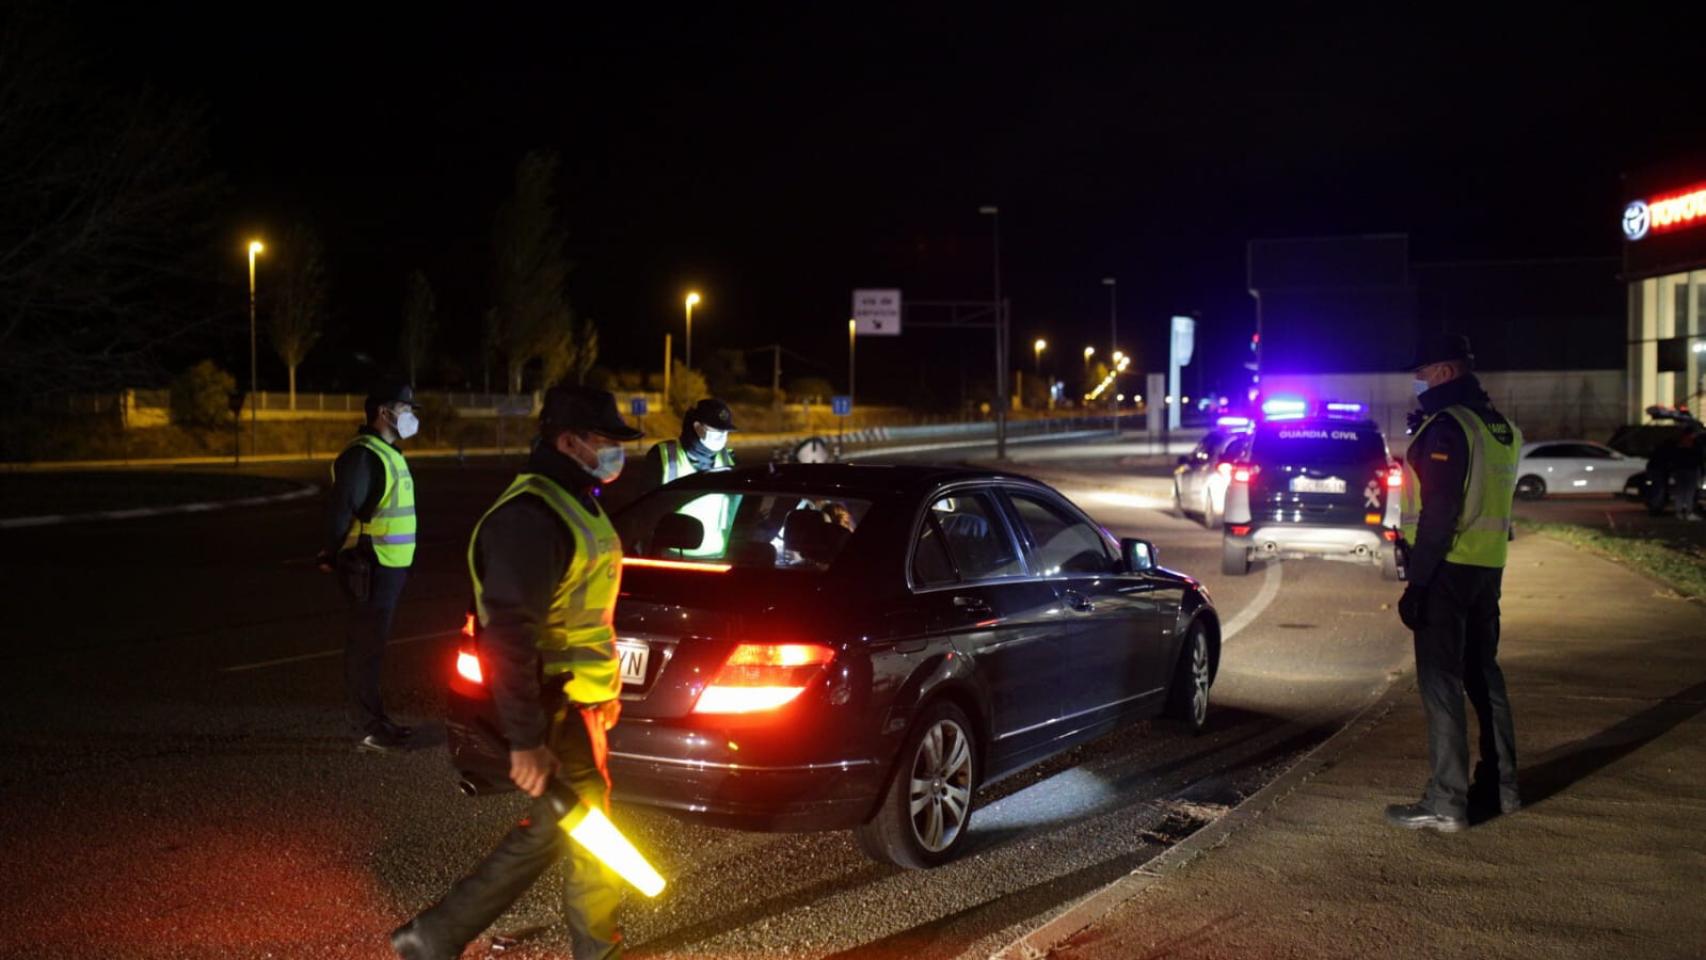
[1252,421,1388,465]
[616,488,872,570]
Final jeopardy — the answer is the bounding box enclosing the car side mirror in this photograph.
[652,513,705,555]
[1121,537,1157,573]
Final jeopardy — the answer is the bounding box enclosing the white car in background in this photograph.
[1515,441,1644,499]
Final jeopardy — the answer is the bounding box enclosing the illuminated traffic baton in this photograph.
[545,782,666,897]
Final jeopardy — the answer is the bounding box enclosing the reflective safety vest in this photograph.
[1400,405,1522,569]
[469,474,624,704]
[333,435,416,568]
[657,439,734,483]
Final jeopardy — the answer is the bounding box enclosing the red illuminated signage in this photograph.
[1625,181,1706,241]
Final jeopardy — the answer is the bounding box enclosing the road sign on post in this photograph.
[853,289,902,336]
[831,395,853,416]
[629,396,648,417]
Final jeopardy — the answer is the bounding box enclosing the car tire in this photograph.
[1221,537,1250,576]
[1379,542,1403,581]
[854,700,978,869]
[1515,475,1546,501]
[1162,621,1212,734]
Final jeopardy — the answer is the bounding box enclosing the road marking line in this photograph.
[220,628,456,673]
[0,484,319,529]
[1221,559,1282,643]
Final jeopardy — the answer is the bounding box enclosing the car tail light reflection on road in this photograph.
[694,643,835,714]
[456,649,484,685]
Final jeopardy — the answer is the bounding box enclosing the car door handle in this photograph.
[952,595,994,619]
[1063,590,1095,613]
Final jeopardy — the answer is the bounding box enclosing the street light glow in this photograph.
[248,240,264,255]
[1084,346,1095,359]
[685,291,701,307]
[978,205,999,215]
[1034,338,1047,352]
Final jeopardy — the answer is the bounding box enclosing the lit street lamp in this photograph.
[247,239,264,451]
[848,319,857,409]
[684,292,702,369]
[1033,338,1047,374]
[978,205,1006,458]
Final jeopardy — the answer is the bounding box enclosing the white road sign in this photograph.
[853,289,902,336]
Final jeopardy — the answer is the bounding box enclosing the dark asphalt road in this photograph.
[0,439,1411,959]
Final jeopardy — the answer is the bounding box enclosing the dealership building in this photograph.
[1624,161,1706,419]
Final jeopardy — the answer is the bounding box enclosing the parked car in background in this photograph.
[1172,417,1253,528]
[1514,441,1644,499]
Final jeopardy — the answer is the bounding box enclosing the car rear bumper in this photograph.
[446,684,886,833]
[1232,523,1390,562]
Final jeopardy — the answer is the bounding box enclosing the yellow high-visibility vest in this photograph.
[469,474,623,704]
[333,435,416,568]
[1400,405,1521,569]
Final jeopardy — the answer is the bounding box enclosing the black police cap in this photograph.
[1408,333,1474,372]
[540,384,643,441]
[687,397,738,432]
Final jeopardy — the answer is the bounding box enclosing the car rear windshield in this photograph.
[1252,421,1387,465]
[615,488,873,571]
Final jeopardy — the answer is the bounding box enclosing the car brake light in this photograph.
[622,557,733,573]
[1229,524,1252,537]
[1386,466,1403,489]
[456,649,484,685]
[462,612,477,638]
[1216,462,1232,478]
[1232,464,1259,484]
[693,643,835,714]
[1383,529,1398,541]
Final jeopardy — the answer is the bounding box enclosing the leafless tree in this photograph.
[399,269,436,389]
[266,224,326,410]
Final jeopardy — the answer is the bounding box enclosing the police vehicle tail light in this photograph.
[693,643,836,714]
[1228,524,1252,537]
[455,649,484,685]
[1387,466,1403,489]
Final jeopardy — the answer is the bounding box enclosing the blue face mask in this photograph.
[1413,378,1430,397]
[590,444,625,483]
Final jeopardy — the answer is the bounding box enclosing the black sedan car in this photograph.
[448,464,1220,868]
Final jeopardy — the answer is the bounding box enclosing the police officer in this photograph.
[317,381,420,753]
[639,397,737,493]
[390,384,640,960]
[1389,334,1523,832]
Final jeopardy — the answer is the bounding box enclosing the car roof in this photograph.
[658,462,1037,500]
[1255,416,1382,433]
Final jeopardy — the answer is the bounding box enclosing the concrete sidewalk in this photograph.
[1004,534,1706,960]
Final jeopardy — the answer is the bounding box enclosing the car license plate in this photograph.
[616,640,650,686]
[1291,476,1346,494]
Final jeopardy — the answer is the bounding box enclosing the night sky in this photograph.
[73,5,1706,400]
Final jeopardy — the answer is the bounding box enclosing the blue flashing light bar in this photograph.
[1261,398,1307,420]
[1216,415,1253,430]
[1324,401,1366,415]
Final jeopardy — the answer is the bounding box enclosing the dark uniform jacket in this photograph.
[1404,374,1514,587]
[471,442,605,751]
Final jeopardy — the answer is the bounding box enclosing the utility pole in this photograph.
[979,206,1006,459]
[663,333,672,409]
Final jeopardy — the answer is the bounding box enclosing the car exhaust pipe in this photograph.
[457,777,485,797]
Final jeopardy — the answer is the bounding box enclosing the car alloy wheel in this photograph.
[1187,629,1210,727]
[1164,622,1211,733]
[908,717,974,853]
[854,700,979,868]
[1515,475,1546,501]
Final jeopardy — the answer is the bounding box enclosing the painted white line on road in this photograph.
[1221,559,1283,643]
[220,628,457,673]
[1,484,320,530]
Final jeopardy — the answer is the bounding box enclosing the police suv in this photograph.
[1220,400,1403,578]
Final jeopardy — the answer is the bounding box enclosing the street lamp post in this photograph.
[1101,277,1117,363]
[247,240,264,453]
[1033,338,1046,374]
[848,319,857,411]
[978,205,1006,458]
[684,292,701,370]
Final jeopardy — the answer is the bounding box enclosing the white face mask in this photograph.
[1412,378,1430,397]
[568,434,625,483]
[395,410,420,439]
[701,427,728,452]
